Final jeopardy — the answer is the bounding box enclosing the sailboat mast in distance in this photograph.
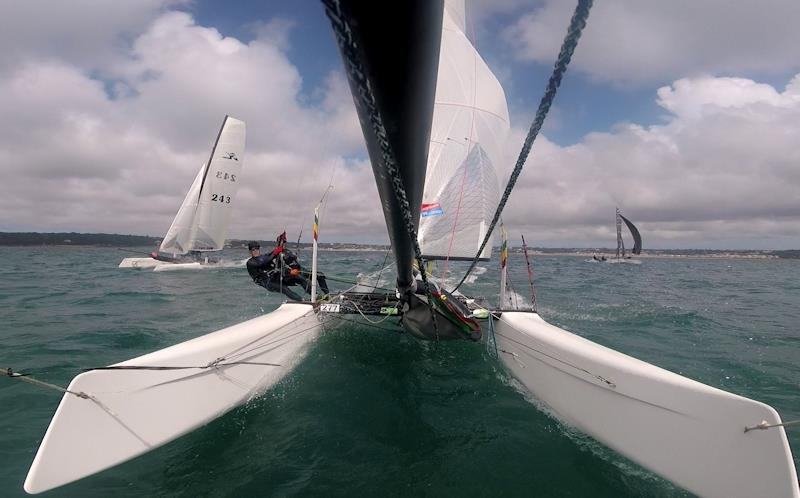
[616,207,623,258]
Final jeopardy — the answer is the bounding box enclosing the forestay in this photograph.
[418,0,510,261]
[159,115,246,255]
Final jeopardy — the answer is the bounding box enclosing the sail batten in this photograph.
[418,0,510,261]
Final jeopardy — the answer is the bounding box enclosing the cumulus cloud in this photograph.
[0,9,380,242]
[502,75,800,249]
[502,0,800,87]
[1,4,799,249]
[0,0,182,73]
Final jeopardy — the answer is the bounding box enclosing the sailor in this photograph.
[246,233,330,300]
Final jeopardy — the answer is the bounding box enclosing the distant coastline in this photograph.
[1,232,797,259]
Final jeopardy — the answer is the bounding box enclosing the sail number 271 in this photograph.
[211,194,231,203]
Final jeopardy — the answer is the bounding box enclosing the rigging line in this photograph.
[521,235,538,312]
[373,248,393,290]
[506,271,520,309]
[219,317,323,363]
[5,368,91,399]
[200,307,320,364]
[451,0,594,293]
[328,314,401,334]
[440,4,481,280]
[343,298,400,324]
[491,313,616,388]
[744,419,800,433]
[81,361,281,373]
[323,0,442,341]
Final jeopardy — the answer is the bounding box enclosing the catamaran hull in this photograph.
[24,303,324,494]
[606,258,641,265]
[152,262,202,271]
[118,257,161,269]
[493,311,799,498]
[118,258,245,271]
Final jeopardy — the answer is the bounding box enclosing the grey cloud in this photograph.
[503,0,800,87]
[501,75,800,248]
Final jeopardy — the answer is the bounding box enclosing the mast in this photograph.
[615,207,624,258]
[324,0,444,296]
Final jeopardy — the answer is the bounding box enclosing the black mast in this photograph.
[324,0,443,295]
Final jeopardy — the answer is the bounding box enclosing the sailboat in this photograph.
[118,115,246,271]
[21,2,798,497]
[605,207,642,264]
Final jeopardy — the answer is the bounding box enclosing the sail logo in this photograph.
[215,171,236,182]
[221,152,238,161]
[421,202,444,217]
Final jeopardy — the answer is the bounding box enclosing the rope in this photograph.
[6,367,90,399]
[744,419,800,433]
[343,298,401,325]
[82,361,281,373]
[373,248,393,290]
[451,0,594,293]
[323,0,441,341]
[521,235,538,312]
[490,313,617,388]
[328,314,401,334]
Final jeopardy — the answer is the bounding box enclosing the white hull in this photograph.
[119,258,246,271]
[24,303,323,494]
[152,262,202,272]
[118,257,161,269]
[493,311,799,498]
[606,258,641,264]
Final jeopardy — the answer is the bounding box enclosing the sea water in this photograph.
[1,246,798,497]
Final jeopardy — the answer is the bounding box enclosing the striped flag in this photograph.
[313,206,319,241]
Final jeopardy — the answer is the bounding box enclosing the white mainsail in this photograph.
[159,115,246,255]
[418,0,510,261]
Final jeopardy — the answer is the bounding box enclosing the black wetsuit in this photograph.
[247,248,329,300]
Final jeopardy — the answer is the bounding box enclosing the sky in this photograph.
[1,0,799,250]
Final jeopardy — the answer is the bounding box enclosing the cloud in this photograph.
[0,9,380,241]
[502,0,800,87]
[0,5,798,249]
[502,75,800,248]
[0,0,182,73]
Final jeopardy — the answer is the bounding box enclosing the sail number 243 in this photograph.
[211,194,231,203]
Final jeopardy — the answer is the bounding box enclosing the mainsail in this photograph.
[418,0,510,261]
[619,213,642,255]
[159,115,246,254]
[615,208,642,258]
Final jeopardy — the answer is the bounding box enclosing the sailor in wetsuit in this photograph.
[246,233,330,301]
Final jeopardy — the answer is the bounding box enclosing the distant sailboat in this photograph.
[119,115,246,271]
[606,207,642,264]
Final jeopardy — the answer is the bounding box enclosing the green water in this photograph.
[1,247,798,497]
